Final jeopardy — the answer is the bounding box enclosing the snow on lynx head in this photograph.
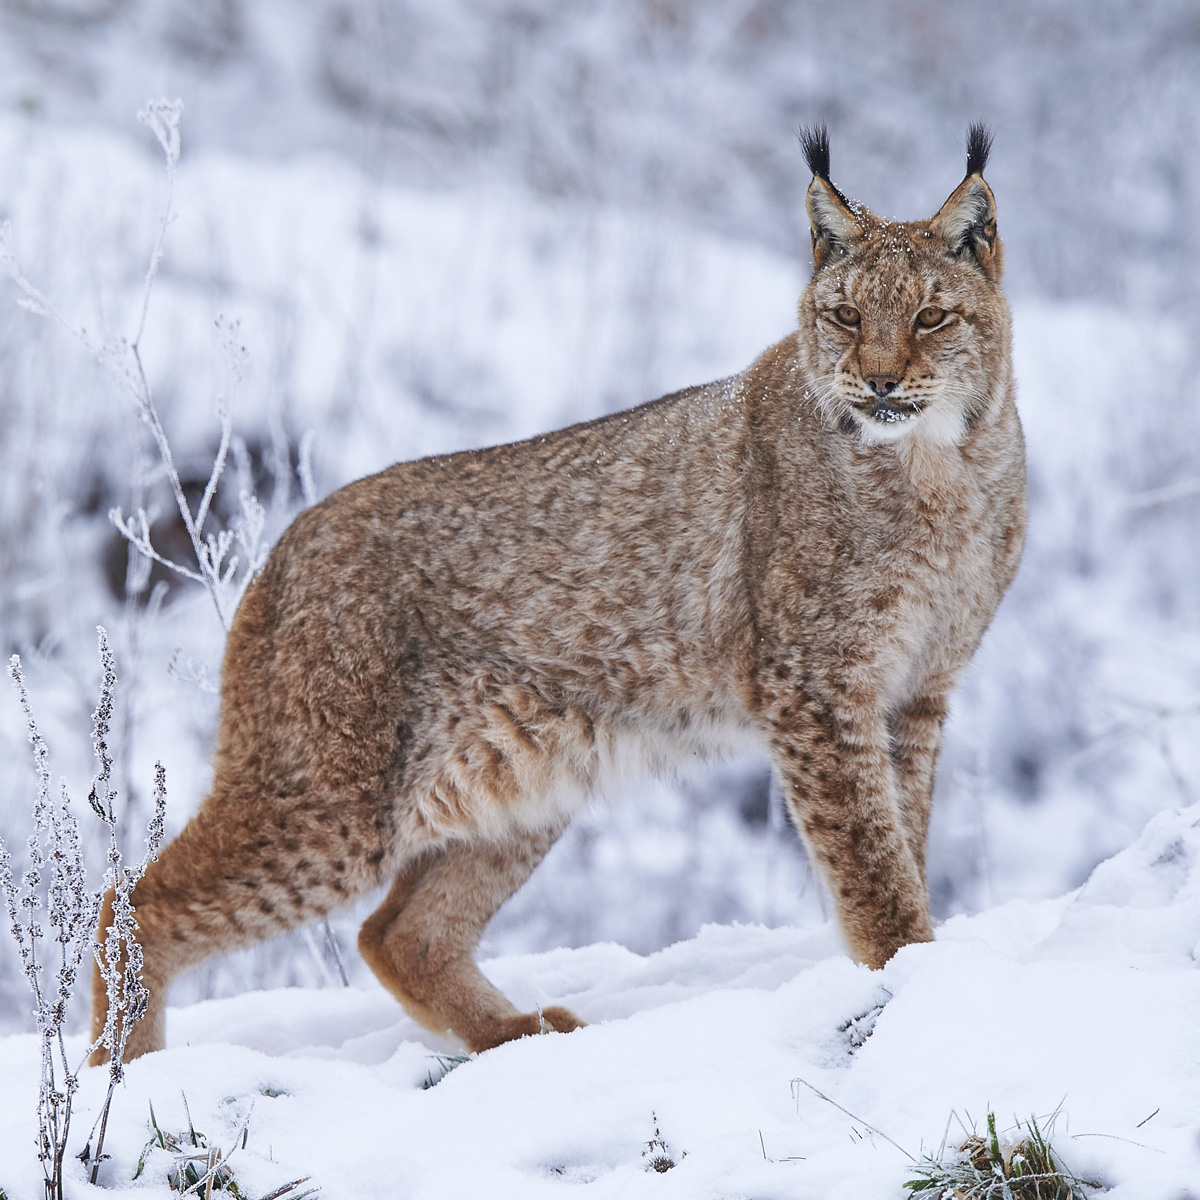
[797,123,1010,448]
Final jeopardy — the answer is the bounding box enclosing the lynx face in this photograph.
[797,128,1009,448]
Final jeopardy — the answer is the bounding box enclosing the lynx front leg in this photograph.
[887,691,950,887]
[770,690,933,968]
[359,825,584,1052]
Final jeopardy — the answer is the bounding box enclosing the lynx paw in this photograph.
[535,1005,586,1035]
[471,1005,585,1051]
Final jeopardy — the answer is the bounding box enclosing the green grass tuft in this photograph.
[421,1053,472,1090]
[134,1096,317,1200]
[905,1112,1098,1199]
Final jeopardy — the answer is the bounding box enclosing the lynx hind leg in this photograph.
[89,789,388,1066]
[358,827,584,1052]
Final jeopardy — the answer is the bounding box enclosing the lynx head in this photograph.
[796,124,1010,446]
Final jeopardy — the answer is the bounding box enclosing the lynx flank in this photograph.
[93,125,1025,1062]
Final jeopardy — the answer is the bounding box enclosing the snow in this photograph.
[1,11,1199,1195]
[2,805,1199,1198]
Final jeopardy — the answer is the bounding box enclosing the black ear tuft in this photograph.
[798,124,831,180]
[965,123,993,177]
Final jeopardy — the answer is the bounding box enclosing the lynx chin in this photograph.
[92,124,1025,1062]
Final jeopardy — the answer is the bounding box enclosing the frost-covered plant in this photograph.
[905,1111,1098,1199]
[0,99,267,634]
[641,1113,681,1174]
[82,627,168,1184]
[0,628,166,1198]
[1,98,344,986]
[0,661,98,1199]
[420,1052,472,1090]
[134,1098,317,1200]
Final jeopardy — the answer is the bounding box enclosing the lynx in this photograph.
[92,125,1025,1062]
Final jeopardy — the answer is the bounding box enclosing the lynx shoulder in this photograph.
[92,125,1025,1062]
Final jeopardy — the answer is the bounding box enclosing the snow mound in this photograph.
[2,809,1199,1198]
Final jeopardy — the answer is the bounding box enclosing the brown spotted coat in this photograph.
[92,140,1025,1062]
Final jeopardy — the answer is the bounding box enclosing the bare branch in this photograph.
[108,508,207,587]
[133,100,183,350]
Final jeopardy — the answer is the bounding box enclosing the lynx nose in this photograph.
[865,374,901,398]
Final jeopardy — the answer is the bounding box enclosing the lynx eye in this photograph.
[917,306,946,328]
[833,305,860,326]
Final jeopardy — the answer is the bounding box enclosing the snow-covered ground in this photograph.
[2,11,1200,1195]
[2,804,1198,1198]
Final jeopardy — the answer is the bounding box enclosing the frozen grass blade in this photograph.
[420,1052,472,1089]
[134,1098,317,1199]
[791,1075,915,1162]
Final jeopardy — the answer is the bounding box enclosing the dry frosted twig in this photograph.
[133,100,183,348]
[3,103,344,1060]
[84,628,168,1184]
[1,653,100,1200]
[167,650,220,695]
[1,100,266,631]
[0,629,166,1197]
[790,1075,915,1162]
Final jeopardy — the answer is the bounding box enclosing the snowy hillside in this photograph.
[2,4,1199,1197]
[2,805,1198,1198]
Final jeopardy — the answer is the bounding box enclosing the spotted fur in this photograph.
[92,130,1025,1063]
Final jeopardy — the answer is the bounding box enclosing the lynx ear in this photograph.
[930,123,1001,281]
[800,125,862,270]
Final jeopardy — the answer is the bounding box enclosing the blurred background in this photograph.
[1,0,1198,1028]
